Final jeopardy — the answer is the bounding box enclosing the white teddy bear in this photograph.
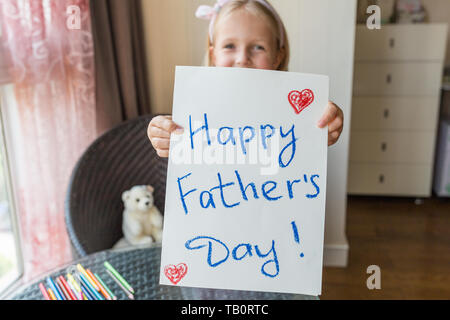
[118,185,163,247]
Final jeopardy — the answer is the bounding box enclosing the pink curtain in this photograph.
[0,0,97,280]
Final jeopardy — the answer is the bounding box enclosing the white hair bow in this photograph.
[195,0,230,20]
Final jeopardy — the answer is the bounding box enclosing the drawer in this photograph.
[347,163,433,196]
[355,24,448,61]
[353,62,443,96]
[351,96,440,131]
[349,131,436,164]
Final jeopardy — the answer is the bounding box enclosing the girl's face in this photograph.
[209,8,284,70]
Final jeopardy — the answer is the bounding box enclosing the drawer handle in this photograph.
[379,174,385,183]
[381,142,387,151]
[389,38,395,48]
[386,74,392,84]
[383,109,389,119]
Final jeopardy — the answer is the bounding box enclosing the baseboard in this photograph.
[323,241,349,267]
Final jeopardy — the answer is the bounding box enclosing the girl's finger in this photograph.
[150,115,181,132]
[317,102,338,128]
[151,137,171,150]
[328,115,343,133]
[149,126,171,139]
[162,119,183,133]
[328,131,340,146]
[156,149,170,158]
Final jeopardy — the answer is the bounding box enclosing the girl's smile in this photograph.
[209,9,284,70]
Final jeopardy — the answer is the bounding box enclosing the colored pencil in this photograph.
[74,272,95,300]
[46,277,64,300]
[94,272,117,300]
[47,288,57,300]
[86,269,108,297]
[79,275,98,300]
[77,264,100,291]
[80,283,94,300]
[106,269,134,300]
[67,276,82,300]
[104,261,134,293]
[67,273,83,300]
[39,283,50,300]
[59,275,77,300]
[87,269,111,300]
[79,273,104,300]
[56,277,71,300]
[66,279,80,300]
[56,283,67,300]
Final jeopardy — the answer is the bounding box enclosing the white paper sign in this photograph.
[159,66,328,296]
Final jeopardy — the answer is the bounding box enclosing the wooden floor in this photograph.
[320,195,450,300]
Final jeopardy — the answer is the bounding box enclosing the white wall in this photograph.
[272,0,356,266]
[140,0,357,266]
[141,0,211,114]
[421,0,450,66]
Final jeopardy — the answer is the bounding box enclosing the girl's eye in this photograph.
[254,45,265,51]
[224,44,235,49]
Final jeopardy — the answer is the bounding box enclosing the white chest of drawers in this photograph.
[348,24,448,197]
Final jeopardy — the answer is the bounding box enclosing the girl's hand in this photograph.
[317,101,344,146]
[147,115,183,157]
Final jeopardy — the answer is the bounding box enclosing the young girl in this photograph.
[148,0,344,157]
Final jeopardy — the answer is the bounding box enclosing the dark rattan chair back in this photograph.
[65,115,168,257]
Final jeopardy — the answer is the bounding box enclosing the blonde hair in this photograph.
[205,0,290,71]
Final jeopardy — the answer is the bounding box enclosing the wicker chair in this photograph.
[64,114,168,258]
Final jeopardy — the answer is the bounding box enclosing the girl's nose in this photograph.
[235,49,251,68]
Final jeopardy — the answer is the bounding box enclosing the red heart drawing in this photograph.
[288,89,315,115]
[164,263,188,285]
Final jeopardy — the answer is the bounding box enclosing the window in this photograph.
[0,85,23,295]
[0,14,23,296]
